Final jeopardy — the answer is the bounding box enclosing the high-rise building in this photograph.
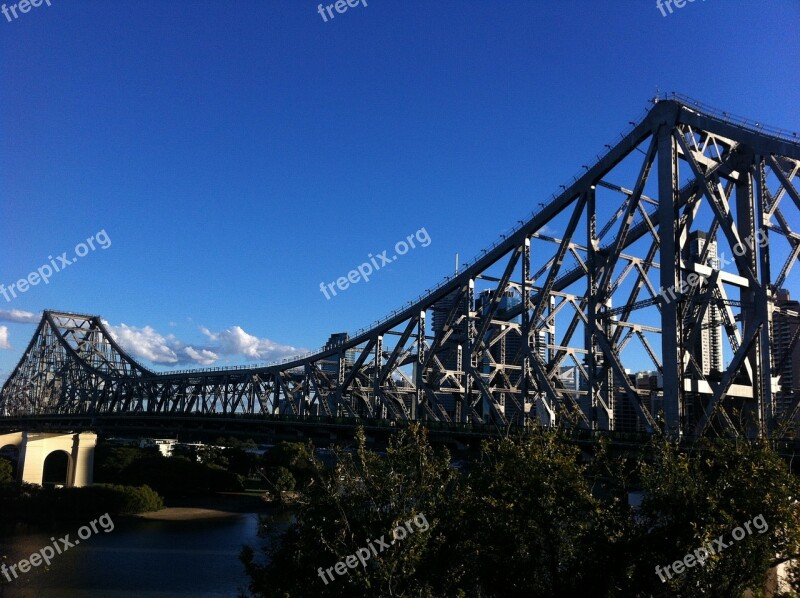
[320,332,357,375]
[684,231,724,375]
[431,289,470,372]
[474,289,523,420]
[475,289,523,368]
[773,289,800,419]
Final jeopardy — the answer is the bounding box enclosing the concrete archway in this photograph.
[42,449,72,487]
[0,442,19,465]
[0,432,97,487]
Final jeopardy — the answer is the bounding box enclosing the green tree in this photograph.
[242,425,460,597]
[261,442,316,489]
[94,445,157,483]
[459,432,604,597]
[612,438,800,597]
[120,455,243,497]
[0,457,13,483]
[266,466,295,492]
[214,436,257,450]
[197,445,229,469]
[241,428,800,597]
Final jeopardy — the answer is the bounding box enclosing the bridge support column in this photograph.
[2,432,97,487]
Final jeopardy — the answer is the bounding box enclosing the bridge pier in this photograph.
[0,431,97,487]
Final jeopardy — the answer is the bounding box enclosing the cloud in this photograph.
[182,346,219,366]
[538,223,557,236]
[0,326,10,350]
[0,309,39,324]
[103,320,301,368]
[200,326,301,361]
[103,322,186,364]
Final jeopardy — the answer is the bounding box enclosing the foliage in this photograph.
[214,436,258,450]
[265,466,296,492]
[94,445,159,483]
[119,455,243,498]
[243,425,458,597]
[0,457,13,483]
[224,447,258,477]
[261,442,317,489]
[241,428,800,598]
[459,432,604,596]
[611,438,800,597]
[0,482,164,525]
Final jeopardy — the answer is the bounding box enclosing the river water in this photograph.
[0,511,285,598]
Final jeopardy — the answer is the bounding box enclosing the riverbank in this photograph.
[138,491,275,521]
[0,503,275,597]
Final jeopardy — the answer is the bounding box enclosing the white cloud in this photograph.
[200,326,300,361]
[0,326,10,350]
[538,223,557,236]
[200,325,301,361]
[0,309,39,324]
[104,322,185,364]
[103,320,301,368]
[182,346,218,366]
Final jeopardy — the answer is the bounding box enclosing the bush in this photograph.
[241,427,800,598]
[0,482,164,525]
[261,442,315,489]
[93,483,165,514]
[0,457,13,483]
[266,466,295,492]
[94,445,159,483]
[120,455,243,498]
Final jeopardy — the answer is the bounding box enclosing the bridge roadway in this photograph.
[5,416,800,465]
[0,413,659,451]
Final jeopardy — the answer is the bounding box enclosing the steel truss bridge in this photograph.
[2,95,800,439]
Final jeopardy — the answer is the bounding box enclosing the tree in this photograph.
[241,428,800,597]
[612,438,800,597]
[242,425,460,597]
[459,432,605,597]
[94,445,157,483]
[266,466,295,492]
[0,457,13,483]
[261,442,317,489]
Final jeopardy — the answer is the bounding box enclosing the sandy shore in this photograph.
[137,507,245,521]
[135,492,274,521]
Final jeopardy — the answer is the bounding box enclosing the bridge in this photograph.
[2,94,799,442]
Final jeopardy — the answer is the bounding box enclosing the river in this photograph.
[0,510,289,598]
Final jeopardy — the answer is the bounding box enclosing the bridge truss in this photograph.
[2,96,800,438]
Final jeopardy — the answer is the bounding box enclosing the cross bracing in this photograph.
[2,95,800,438]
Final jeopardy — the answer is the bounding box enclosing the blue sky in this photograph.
[1,0,799,381]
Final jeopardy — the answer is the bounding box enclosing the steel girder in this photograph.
[2,97,800,438]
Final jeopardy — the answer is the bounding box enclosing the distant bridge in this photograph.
[2,94,799,439]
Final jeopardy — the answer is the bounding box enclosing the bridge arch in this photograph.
[0,441,20,461]
[0,432,97,487]
[42,449,72,487]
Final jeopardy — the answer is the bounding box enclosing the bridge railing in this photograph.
[665,91,799,143]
